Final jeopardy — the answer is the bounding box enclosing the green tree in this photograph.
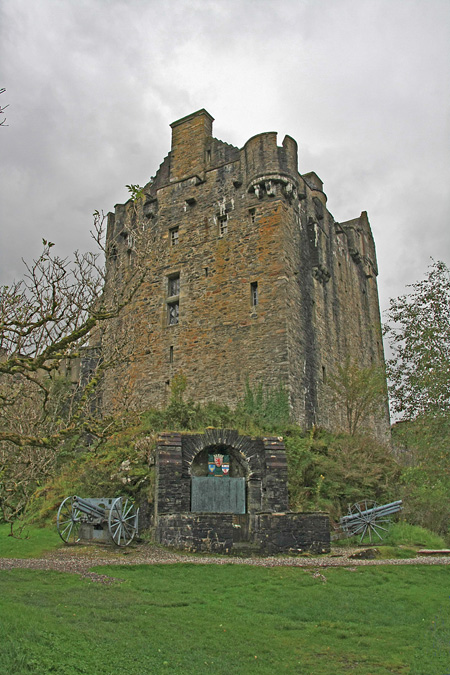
[327,357,388,436]
[386,261,450,536]
[392,417,450,535]
[384,260,450,420]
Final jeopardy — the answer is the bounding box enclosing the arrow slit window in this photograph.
[167,274,180,325]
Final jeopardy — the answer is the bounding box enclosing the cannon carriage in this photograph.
[335,499,403,544]
[57,496,139,547]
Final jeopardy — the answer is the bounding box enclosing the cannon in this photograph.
[57,496,139,547]
[337,499,403,544]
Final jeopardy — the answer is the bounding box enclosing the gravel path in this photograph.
[1,544,449,584]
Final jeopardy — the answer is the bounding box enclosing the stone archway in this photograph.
[181,429,265,514]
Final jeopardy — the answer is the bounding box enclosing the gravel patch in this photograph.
[1,543,449,584]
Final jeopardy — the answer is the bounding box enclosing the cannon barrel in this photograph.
[340,500,402,525]
[72,495,106,518]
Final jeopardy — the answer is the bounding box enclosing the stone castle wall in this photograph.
[97,109,390,437]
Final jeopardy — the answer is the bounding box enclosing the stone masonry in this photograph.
[96,109,390,437]
[153,429,330,554]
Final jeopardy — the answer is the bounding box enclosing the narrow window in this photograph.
[168,302,179,325]
[322,365,327,384]
[167,274,180,325]
[251,281,258,307]
[168,274,180,297]
[169,346,174,363]
[204,267,209,277]
[249,208,256,224]
[218,215,228,236]
[170,227,179,246]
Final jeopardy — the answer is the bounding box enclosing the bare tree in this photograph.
[0,88,9,127]
[0,210,149,528]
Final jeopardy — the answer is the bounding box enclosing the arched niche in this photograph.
[190,443,248,514]
[155,430,288,517]
[190,444,248,478]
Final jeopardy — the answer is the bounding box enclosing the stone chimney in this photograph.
[169,109,214,182]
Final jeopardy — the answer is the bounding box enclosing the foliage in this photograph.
[0,376,74,530]
[126,183,145,202]
[284,426,399,520]
[0,208,153,530]
[384,262,450,537]
[392,417,450,537]
[1,564,449,674]
[141,373,235,431]
[236,378,291,431]
[326,357,388,435]
[385,259,450,420]
[142,376,290,434]
[25,419,156,525]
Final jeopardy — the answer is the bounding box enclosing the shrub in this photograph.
[284,427,399,520]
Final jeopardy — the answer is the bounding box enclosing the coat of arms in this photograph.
[208,453,230,476]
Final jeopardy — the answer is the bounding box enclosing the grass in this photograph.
[382,522,447,549]
[0,523,62,558]
[335,521,447,552]
[1,563,449,674]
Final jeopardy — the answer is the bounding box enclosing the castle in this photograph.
[97,109,389,437]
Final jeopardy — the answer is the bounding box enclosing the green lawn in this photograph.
[1,563,449,674]
[0,523,62,558]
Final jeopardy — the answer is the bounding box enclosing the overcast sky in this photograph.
[1,0,449,316]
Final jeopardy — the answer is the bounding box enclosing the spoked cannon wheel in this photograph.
[108,497,139,547]
[347,499,392,544]
[57,496,82,545]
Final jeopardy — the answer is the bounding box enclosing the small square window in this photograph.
[218,215,228,236]
[168,275,180,297]
[168,301,179,325]
[251,281,258,307]
[170,227,179,246]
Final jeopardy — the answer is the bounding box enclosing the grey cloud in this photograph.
[1,0,449,320]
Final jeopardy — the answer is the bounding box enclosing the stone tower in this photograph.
[98,109,390,438]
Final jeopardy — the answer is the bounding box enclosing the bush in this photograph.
[393,416,450,537]
[284,427,399,520]
[26,426,156,524]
